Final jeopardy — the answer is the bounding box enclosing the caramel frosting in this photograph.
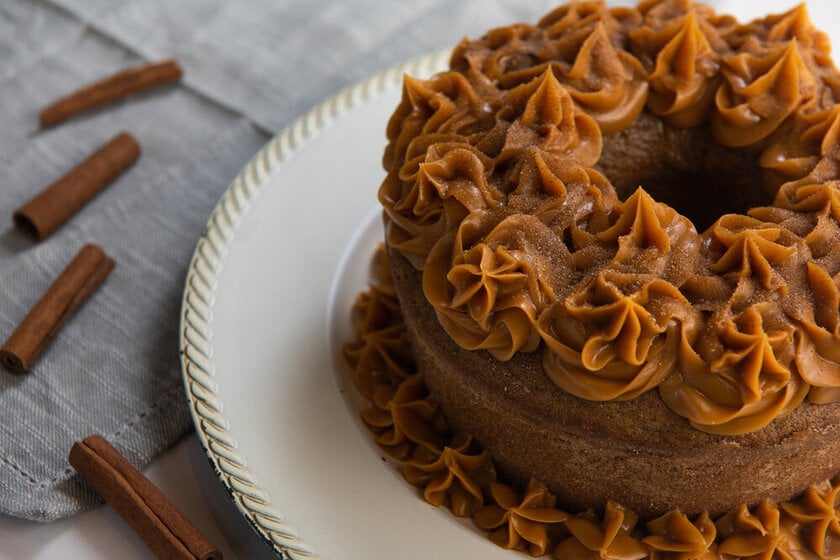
[596,187,700,280]
[378,0,840,436]
[715,501,803,560]
[496,68,603,166]
[380,72,500,268]
[343,246,840,558]
[538,271,692,401]
[760,105,840,186]
[360,373,447,461]
[780,480,840,559]
[423,213,563,360]
[556,22,649,134]
[713,38,818,148]
[538,1,631,47]
[473,480,568,556]
[726,4,832,65]
[421,154,614,360]
[643,510,718,559]
[555,502,649,560]
[659,302,810,434]
[343,282,412,398]
[402,432,496,517]
[630,9,722,127]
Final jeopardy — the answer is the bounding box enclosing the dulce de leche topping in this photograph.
[342,253,840,557]
[713,38,819,148]
[629,9,723,127]
[378,0,840,435]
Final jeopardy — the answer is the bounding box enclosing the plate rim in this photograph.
[178,49,451,558]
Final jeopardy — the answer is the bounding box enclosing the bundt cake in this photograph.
[345,0,840,557]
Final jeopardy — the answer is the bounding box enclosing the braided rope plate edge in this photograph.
[178,50,451,559]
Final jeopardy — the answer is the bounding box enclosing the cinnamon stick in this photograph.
[0,244,114,374]
[13,132,140,241]
[69,435,222,560]
[39,59,183,128]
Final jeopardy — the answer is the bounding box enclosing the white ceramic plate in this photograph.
[178,51,515,559]
[177,3,840,558]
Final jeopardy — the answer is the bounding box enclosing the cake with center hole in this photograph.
[376,0,840,522]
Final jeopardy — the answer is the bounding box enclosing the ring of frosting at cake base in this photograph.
[377,0,840,520]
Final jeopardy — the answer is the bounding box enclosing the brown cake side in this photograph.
[377,0,840,523]
[390,243,840,518]
[385,102,840,517]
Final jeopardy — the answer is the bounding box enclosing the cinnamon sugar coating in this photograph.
[342,247,840,558]
[378,0,840,436]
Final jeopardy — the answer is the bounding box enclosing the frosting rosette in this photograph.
[705,214,801,297]
[495,68,603,167]
[381,140,501,268]
[538,0,630,50]
[342,280,412,399]
[507,147,618,252]
[780,480,840,559]
[643,510,718,560]
[554,22,649,134]
[473,479,569,556]
[538,270,695,401]
[380,72,499,268]
[553,501,648,560]
[361,373,448,461]
[403,432,496,517]
[791,262,840,404]
[666,215,812,430]
[384,71,490,166]
[760,105,840,186]
[596,187,700,282]
[754,179,840,404]
[424,212,569,361]
[713,37,819,148]
[777,179,840,220]
[455,22,553,90]
[729,3,832,67]
[660,302,809,434]
[715,500,803,560]
[378,0,840,437]
[630,8,723,127]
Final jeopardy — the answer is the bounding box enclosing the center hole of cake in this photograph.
[596,118,773,232]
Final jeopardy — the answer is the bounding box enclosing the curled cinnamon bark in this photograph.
[0,244,114,374]
[13,132,141,241]
[69,435,222,560]
[39,59,183,128]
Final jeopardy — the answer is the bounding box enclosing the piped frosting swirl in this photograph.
[379,0,840,436]
[342,256,840,557]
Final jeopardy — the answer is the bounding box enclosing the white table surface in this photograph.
[0,433,276,560]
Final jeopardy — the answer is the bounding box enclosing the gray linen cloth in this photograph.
[0,0,566,522]
[5,0,836,524]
